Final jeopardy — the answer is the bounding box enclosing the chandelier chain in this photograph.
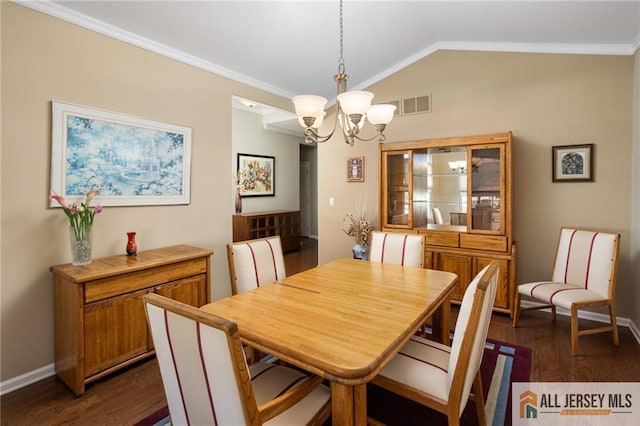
[292,0,395,145]
[338,0,344,72]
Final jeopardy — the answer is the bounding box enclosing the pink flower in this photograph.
[49,192,69,209]
[50,189,103,241]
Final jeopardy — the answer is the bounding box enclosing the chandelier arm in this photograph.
[306,126,337,144]
[350,133,385,143]
[303,104,342,143]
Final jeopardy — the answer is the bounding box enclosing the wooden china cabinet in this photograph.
[379,132,516,315]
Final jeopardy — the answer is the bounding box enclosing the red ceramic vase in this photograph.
[126,232,137,256]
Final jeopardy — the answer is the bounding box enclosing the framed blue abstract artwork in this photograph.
[50,101,192,206]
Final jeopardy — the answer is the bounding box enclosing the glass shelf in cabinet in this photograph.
[415,172,466,177]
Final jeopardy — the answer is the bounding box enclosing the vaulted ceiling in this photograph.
[23,1,640,104]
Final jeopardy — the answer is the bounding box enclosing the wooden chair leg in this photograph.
[609,302,619,346]
[551,305,556,321]
[571,305,579,356]
[473,371,487,426]
[512,291,521,327]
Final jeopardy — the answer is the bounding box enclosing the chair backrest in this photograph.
[551,227,620,299]
[448,262,499,416]
[227,236,287,294]
[368,231,425,267]
[144,293,260,425]
[433,207,444,225]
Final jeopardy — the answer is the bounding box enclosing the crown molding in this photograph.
[438,41,636,56]
[15,0,639,99]
[13,0,295,99]
[351,40,636,93]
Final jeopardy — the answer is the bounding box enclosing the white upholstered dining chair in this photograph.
[512,227,620,356]
[368,231,425,268]
[227,236,287,295]
[372,262,499,426]
[143,293,331,426]
[227,236,287,363]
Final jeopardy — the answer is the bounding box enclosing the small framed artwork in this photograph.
[237,153,275,197]
[552,144,594,182]
[50,101,192,207]
[346,157,364,182]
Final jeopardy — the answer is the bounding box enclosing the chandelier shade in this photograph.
[336,91,373,116]
[366,104,396,125]
[291,0,395,145]
[292,95,327,126]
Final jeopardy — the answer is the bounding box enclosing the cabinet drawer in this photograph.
[85,258,208,303]
[422,230,459,248]
[460,234,507,252]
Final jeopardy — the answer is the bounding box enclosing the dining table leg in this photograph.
[331,382,367,426]
[430,296,451,345]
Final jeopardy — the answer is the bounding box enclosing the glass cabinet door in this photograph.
[414,147,468,227]
[468,144,504,233]
[383,151,411,227]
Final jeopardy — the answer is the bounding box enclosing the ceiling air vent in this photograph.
[402,94,431,115]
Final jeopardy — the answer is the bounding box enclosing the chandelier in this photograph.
[292,0,396,146]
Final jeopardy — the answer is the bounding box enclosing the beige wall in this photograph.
[232,109,301,213]
[319,50,635,319]
[0,3,293,381]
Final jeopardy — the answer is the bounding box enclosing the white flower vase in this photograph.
[70,225,93,266]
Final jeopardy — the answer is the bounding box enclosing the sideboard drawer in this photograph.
[85,258,207,303]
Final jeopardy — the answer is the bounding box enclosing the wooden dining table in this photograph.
[200,257,458,425]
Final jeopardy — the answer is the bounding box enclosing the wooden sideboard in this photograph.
[233,210,301,252]
[50,245,213,395]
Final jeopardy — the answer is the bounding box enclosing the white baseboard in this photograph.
[0,363,55,396]
[628,319,640,343]
[520,300,640,345]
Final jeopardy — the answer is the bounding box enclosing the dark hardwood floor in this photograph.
[2,237,639,425]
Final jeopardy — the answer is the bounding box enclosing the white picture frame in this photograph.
[50,101,192,207]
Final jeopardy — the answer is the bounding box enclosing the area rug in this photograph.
[135,337,531,426]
